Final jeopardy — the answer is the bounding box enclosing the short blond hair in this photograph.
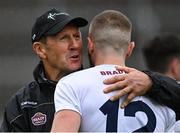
[89,10,132,55]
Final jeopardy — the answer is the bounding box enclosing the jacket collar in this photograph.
[33,61,57,89]
[33,61,84,89]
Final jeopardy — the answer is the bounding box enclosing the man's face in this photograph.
[43,24,83,75]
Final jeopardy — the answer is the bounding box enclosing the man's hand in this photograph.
[103,66,153,108]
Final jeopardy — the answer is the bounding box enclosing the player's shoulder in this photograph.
[61,64,122,83]
[136,96,176,117]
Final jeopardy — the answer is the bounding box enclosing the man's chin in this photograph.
[69,64,83,72]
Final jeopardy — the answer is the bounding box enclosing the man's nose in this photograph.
[69,38,81,49]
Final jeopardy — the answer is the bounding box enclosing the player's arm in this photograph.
[51,110,81,132]
[53,79,82,132]
[103,66,180,111]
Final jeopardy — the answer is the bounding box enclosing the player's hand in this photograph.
[103,66,153,108]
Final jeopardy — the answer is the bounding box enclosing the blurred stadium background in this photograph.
[0,0,180,123]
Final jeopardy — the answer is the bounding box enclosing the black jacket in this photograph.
[0,62,57,132]
[1,63,180,132]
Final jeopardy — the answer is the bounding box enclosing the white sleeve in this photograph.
[54,80,82,115]
[165,109,176,132]
[175,120,180,132]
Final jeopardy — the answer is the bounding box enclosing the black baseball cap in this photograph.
[31,8,88,43]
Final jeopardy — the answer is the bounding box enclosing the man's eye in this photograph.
[60,35,68,40]
[75,35,80,39]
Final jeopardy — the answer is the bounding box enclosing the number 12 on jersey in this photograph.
[100,100,156,132]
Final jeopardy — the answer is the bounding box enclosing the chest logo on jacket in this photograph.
[31,112,47,126]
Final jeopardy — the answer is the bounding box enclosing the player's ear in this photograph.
[87,36,94,54]
[126,41,135,58]
[170,58,180,77]
[32,42,46,59]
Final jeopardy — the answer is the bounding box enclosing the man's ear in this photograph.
[32,42,46,59]
[170,58,179,76]
[126,41,135,58]
[87,36,94,54]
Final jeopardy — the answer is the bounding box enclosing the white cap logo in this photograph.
[32,34,36,40]
[47,12,69,20]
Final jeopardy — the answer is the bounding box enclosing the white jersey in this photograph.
[175,81,180,132]
[175,120,180,132]
[55,64,176,132]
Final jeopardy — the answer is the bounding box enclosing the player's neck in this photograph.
[94,54,125,66]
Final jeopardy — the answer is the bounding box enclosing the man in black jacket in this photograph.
[1,8,180,132]
[1,8,88,132]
